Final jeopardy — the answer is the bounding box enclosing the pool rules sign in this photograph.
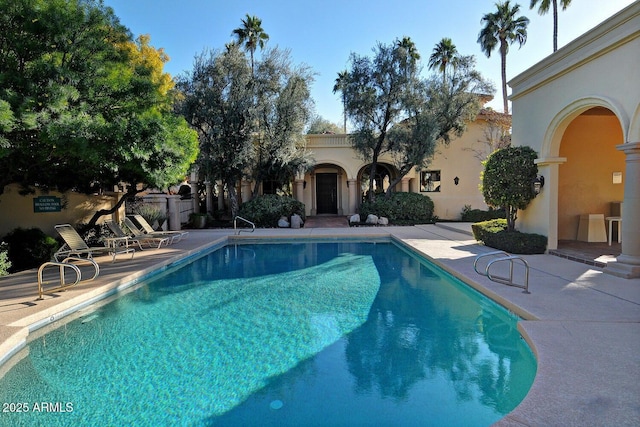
[33,196,62,213]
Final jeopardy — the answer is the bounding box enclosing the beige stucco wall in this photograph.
[0,184,123,238]
[509,2,640,250]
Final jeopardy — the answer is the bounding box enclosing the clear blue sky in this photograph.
[103,0,635,129]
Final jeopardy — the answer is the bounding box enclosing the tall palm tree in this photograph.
[333,70,349,133]
[530,0,572,52]
[232,14,269,74]
[395,36,421,78]
[428,37,459,84]
[478,1,529,114]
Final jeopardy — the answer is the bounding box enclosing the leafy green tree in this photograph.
[177,45,255,219]
[0,0,199,227]
[428,37,459,84]
[337,39,492,200]
[232,14,269,75]
[478,1,529,113]
[530,0,572,52]
[251,48,314,197]
[339,39,421,201]
[177,45,314,215]
[481,146,539,231]
[307,115,343,134]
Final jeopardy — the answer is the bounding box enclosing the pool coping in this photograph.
[0,226,638,426]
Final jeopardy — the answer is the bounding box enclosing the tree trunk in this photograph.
[82,187,144,233]
[552,0,559,52]
[506,205,517,232]
[500,39,509,114]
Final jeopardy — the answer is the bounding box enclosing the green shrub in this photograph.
[472,219,547,254]
[2,228,59,273]
[134,204,167,230]
[359,192,434,225]
[460,205,505,222]
[239,194,306,227]
[0,242,11,277]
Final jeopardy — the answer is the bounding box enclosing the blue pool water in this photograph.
[0,241,536,426]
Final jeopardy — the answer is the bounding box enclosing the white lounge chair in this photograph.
[127,214,188,243]
[106,220,170,250]
[54,224,134,262]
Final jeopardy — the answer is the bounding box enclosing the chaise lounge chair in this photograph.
[54,224,135,263]
[106,219,170,250]
[123,217,181,245]
[127,214,189,243]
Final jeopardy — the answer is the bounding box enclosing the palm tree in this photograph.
[333,70,349,133]
[478,1,529,114]
[428,37,459,84]
[530,0,572,52]
[232,14,269,74]
[395,36,421,78]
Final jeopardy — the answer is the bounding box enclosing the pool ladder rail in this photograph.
[234,216,256,235]
[37,257,100,300]
[473,251,530,294]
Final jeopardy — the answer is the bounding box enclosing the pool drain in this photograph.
[270,400,283,410]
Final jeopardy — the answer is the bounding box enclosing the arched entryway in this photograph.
[308,164,348,215]
[556,107,625,243]
[357,163,398,201]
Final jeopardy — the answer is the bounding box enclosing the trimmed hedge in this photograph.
[460,205,505,222]
[239,194,306,227]
[2,227,59,273]
[359,192,435,225]
[471,219,547,254]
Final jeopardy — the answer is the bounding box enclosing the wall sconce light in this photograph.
[532,175,544,195]
[453,176,459,186]
[303,180,307,189]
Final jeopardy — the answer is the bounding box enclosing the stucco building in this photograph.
[293,111,498,221]
[509,2,639,278]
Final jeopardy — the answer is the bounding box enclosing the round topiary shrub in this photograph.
[359,192,434,225]
[2,227,59,273]
[239,195,306,227]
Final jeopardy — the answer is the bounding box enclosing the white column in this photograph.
[310,173,317,215]
[166,195,182,231]
[190,181,199,214]
[295,178,304,203]
[205,181,213,214]
[605,141,640,278]
[347,178,358,215]
[217,181,225,211]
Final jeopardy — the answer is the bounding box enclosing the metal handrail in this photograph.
[234,216,256,235]
[474,251,530,294]
[37,257,100,300]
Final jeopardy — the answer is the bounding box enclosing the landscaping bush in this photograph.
[134,204,167,230]
[359,192,434,225]
[2,227,59,273]
[238,194,306,227]
[472,219,547,254]
[0,242,10,277]
[460,205,505,222]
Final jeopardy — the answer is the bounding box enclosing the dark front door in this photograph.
[316,173,337,214]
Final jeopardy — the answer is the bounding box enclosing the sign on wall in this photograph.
[33,196,62,213]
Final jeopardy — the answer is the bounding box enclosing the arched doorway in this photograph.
[557,106,625,244]
[310,164,347,215]
[358,163,397,201]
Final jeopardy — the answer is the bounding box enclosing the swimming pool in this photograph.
[0,241,536,426]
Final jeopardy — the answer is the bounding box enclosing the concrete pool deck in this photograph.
[0,224,638,426]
